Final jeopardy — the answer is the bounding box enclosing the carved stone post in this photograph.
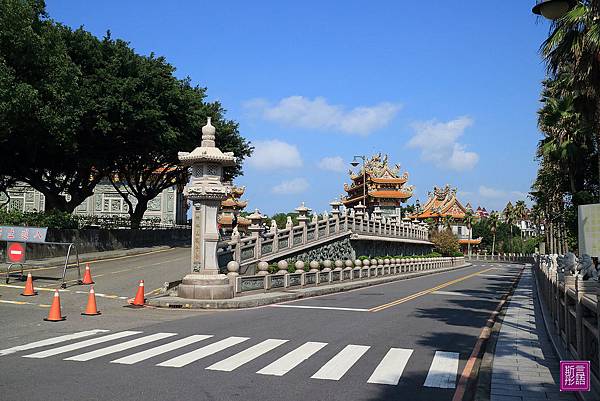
[296,202,311,243]
[355,202,366,232]
[330,199,342,232]
[177,117,236,299]
[248,209,265,237]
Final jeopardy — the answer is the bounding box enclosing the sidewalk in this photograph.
[490,267,576,401]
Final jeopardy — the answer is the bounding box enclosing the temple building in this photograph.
[217,185,250,235]
[342,153,414,216]
[410,184,482,253]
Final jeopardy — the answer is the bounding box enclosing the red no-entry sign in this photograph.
[7,242,26,263]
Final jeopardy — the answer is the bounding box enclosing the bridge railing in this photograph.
[220,207,431,269]
[231,256,465,295]
[465,253,534,263]
[533,255,600,395]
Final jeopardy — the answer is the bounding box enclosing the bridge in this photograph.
[217,203,432,275]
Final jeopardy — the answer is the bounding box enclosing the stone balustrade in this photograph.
[466,253,534,263]
[218,204,431,270]
[533,254,600,394]
[227,256,464,295]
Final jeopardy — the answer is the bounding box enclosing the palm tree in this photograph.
[513,200,528,239]
[488,212,499,256]
[542,2,600,200]
[441,215,453,231]
[463,210,476,258]
[503,202,515,253]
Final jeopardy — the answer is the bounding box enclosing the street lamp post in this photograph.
[350,155,367,210]
[532,0,575,20]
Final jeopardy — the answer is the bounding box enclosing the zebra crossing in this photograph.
[1,329,461,389]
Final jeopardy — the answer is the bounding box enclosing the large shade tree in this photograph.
[0,0,252,227]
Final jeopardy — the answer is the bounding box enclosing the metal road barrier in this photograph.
[4,241,82,288]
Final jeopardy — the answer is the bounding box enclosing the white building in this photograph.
[0,180,187,226]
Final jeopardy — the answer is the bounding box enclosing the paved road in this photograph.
[0,258,524,401]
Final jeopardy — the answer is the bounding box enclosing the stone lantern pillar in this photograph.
[248,209,265,237]
[330,198,343,220]
[295,202,311,226]
[373,206,383,222]
[355,202,366,219]
[177,117,236,300]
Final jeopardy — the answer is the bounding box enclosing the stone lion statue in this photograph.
[579,254,599,281]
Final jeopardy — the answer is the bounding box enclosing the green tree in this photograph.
[430,229,460,256]
[488,211,499,255]
[0,0,113,212]
[463,210,476,258]
[542,2,600,200]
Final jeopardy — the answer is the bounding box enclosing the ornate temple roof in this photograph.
[343,153,413,207]
[411,184,468,220]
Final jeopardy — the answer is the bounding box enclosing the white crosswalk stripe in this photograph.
[10,330,462,389]
[367,348,413,385]
[64,333,177,362]
[311,344,370,381]
[423,351,459,389]
[257,342,327,376]
[0,329,109,356]
[23,331,141,359]
[111,335,213,365]
[206,339,288,371]
[157,336,249,368]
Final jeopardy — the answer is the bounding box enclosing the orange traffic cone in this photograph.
[130,280,145,307]
[81,263,94,285]
[44,289,66,322]
[21,273,37,296]
[81,286,101,316]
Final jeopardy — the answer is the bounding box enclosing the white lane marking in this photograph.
[423,351,460,389]
[257,342,327,376]
[157,337,249,368]
[367,348,413,385]
[64,333,177,361]
[0,330,109,356]
[311,344,370,381]
[23,331,141,359]
[431,291,472,297]
[206,339,288,372]
[111,335,212,365]
[270,305,369,312]
[74,291,128,300]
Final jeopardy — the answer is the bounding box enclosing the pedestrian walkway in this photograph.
[490,267,576,401]
[0,328,461,390]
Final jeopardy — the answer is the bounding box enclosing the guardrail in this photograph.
[230,256,464,295]
[534,255,599,395]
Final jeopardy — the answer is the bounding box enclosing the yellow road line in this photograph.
[0,284,68,292]
[369,267,495,313]
[0,299,50,307]
[17,247,177,273]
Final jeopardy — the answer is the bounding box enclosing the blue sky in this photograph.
[47,1,550,215]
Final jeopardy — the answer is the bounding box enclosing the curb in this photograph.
[147,263,474,309]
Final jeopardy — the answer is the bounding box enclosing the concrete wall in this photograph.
[4,228,191,260]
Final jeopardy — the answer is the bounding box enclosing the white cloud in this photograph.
[479,185,506,198]
[244,96,402,135]
[271,178,309,195]
[317,156,346,172]
[407,116,479,171]
[247,140,302,170]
